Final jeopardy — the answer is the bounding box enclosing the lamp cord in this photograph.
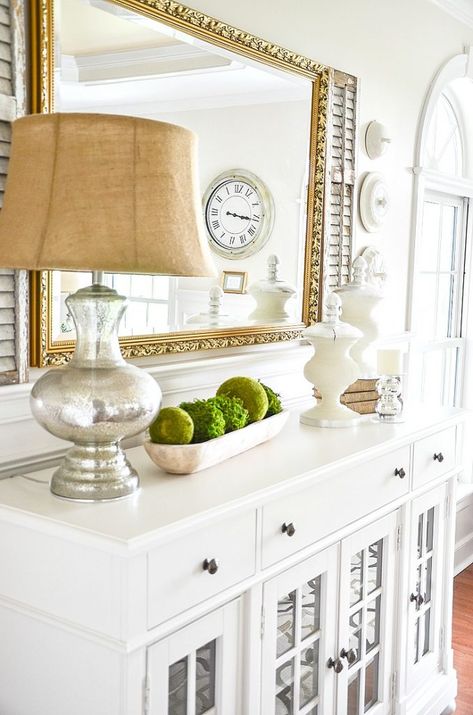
[9,474,49,485]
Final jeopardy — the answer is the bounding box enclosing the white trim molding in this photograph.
[429,0,473,29]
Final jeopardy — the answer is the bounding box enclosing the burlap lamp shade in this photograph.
[0,113,216,277]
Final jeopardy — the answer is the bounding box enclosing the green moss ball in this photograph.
[207,395,249,433]
[149,407,194,445]
[180,399,226,443]
[217,376,269,423]
[260,382,283,417]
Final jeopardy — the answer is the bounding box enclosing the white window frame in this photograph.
[407,50,473,410]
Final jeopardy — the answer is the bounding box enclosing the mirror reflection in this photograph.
[52,0,313,341]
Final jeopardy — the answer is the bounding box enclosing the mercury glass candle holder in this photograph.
[374,374,403,423]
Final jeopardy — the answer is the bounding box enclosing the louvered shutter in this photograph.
[324,70,357,292]
[0,0,27,385]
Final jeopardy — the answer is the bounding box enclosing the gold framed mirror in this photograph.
[29,0,330,367]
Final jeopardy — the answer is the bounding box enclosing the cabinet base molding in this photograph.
[399,671,457,715]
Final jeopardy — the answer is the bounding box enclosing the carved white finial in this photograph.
[209,286,223,318]
[351,256,368,286]
[324,292,342,323]
[267,254,280,282]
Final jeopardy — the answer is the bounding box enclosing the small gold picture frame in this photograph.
[221,270,248,294]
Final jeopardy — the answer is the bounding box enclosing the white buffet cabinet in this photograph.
[0,405,465,715]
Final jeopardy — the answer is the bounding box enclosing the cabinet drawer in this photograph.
[412,426,456,489]
[261,446,410,568]
[147,510,256,628]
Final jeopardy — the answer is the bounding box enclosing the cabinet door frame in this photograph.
[261,543,339,715]
[147,599,241,715]
[405,483,447,694]
[337,511,399,715]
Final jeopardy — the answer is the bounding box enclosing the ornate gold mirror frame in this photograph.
[29,0,330,367]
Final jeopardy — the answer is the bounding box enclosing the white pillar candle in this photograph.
[377,348,403,375]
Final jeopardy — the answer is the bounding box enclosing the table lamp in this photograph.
[0,113,216,501]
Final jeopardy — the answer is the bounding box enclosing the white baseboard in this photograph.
[455,490,473,575]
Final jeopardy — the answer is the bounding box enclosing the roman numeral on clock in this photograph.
[245,188,253,197]
[248,225,256,237]
[211,208,218,216]
[212,220,220,230]
[229,236,236,245]
[215,195,223,203]
[239,235,246,245]
[234,184,243,193]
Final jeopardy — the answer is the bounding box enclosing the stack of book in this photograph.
[314,378,378,415]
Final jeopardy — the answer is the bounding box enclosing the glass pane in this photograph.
[416,274,437,339]
[364,654,379,712]
[350,551,364,606]
[367,539,383,594]
[440,204,457,271]
[349,609,362,667]
[306,709,318,715]
[300,640,319,708]
[416,565,422,606]
[426,507,435,552]
[195,640,216,715]
[348,670,360,715]
[422,350,445,406]
[366,596,381,653]
[169,657,187,715]
[275,659,294,715]
[423,609,431,656]
[420,201,440,272]
[417,513,424,558]
[425,558,433,603]
[436,274,454,338]
[277,591,296,658]
[414,618,420,665]
[301,576,321,640]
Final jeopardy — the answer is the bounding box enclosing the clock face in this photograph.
[203,171,274,259]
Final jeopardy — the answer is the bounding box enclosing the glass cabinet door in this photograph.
[147,600,240,715]
[406,484,447,692]
[336,512,398,715]
[261,544,338,715]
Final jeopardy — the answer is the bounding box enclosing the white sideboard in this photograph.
[0,405,465,715]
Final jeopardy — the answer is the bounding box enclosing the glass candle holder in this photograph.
[374,374,403,423]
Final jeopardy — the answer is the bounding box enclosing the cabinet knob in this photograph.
[394,467,406,479]
[282,522,296,537]
[203,558,219,575]
[410,592,424,607]
[340,647,358,665]
[433,452,444,463]
[327,657,344,673]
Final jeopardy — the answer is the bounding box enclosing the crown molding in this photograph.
[429,0,473,28]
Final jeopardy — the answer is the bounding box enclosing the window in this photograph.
[412,191,466,406]
[425,93,463,176]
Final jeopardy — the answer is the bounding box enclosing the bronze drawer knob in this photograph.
[394,467,406,479]
[203,558,219,575]
[282,522,296,537]
[433,452,444,463]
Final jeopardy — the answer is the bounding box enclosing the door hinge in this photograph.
[260,605,265,639]
[396,525,402,551]
[143,673,150,715]
[391,671,397,700]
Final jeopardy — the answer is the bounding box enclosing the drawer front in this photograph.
[413,426,456,489]
[147,510,256,628]
[261,445,410,568]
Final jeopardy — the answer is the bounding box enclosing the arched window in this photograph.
[409,53,473,410]
[425,93,463,176]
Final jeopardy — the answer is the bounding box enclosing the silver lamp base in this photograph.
[50,443,140,502]
[30,284,161,502]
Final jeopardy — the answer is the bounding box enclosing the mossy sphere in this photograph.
[149,407,194,445]
[217,376,269,423]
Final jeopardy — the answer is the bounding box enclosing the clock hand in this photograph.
[226,211,252,221]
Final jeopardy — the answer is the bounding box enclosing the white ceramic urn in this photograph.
[300,292,362,428]
[334,256,384,378]
[248,254,296,322]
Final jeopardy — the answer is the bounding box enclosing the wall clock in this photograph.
[359,171,390,233]
[203,169,274,259]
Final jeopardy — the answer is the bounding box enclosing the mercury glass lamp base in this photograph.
[371,414,405,424]
[50,443,140,501]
